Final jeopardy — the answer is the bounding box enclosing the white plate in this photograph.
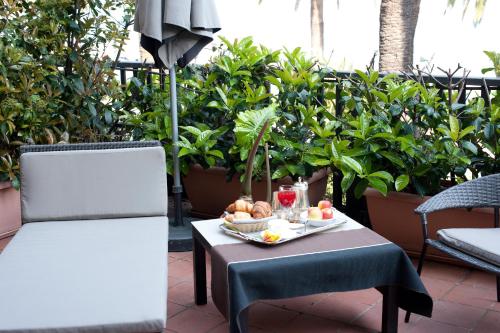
[308,217,336,227]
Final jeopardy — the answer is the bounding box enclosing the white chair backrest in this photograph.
[20,146,167,222]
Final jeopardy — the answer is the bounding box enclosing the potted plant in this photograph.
[306,68,498,261]
[0,0,135,239]
[127,37,331,217]
[180,104,329,217]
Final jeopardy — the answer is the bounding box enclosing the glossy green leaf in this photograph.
[215,86,228,106]
[272,166,289,179]
[178,147,193,157]
[369,171,394,183]
[370,89,388,103]
[395,174,409,192]
[286,164,305,176]
[330,141,339,160]
[354,70,370,85]
[449,115,459,141]
[234,105,277,147]
[206,150,224,159]
[461,141,478,155]
[304,155,331,166]
[367,176,388,196]
[341,156,363,175]
[180,126,202,136]
[341,172,355,193]
[379,151,405,168]
[207,101,222,108]
[459,125,475,139]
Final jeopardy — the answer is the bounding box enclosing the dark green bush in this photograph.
[0,0,134,187]
[127,37,497,197]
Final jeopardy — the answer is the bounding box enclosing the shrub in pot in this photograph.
[178,104,329,217]
[0,0,135,237]
[1,0,135,183]
[125,37,332,216]
[306,68,499,260]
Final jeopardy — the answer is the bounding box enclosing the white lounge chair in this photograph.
[0,141,168,333]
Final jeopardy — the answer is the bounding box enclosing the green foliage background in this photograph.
[128,37,498,197]
[0,0,498,198]
[0,0,134,187]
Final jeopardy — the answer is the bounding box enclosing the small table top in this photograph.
[191,211,365,248]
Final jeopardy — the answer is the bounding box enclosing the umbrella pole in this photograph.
[168,66,192,252]
[169,65,183,227]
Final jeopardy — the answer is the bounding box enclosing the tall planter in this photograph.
[365,188,494,263]
[183,164,329,218]
[0,182,21,242]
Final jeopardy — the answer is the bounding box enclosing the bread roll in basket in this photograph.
[223,200,274,232]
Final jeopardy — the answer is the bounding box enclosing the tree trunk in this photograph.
[379,0,421,72]
[310,0,324,59]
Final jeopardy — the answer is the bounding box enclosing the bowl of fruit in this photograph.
[307,200,336,227]
[223,199,275,233]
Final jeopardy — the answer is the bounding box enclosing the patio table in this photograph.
[191,212,432,333]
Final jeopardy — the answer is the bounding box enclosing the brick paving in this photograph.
[1,237,498,332]
[167,252,499,333]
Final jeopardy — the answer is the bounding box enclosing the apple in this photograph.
[318,200,332,210]
[321,208,334,219]
[308,207,322,220]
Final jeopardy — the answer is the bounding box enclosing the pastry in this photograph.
[235,199,253,213]
[234,211,251,220]
[251,201,272,219]
[225,199,253,213]
[225,203,236,213]
[224,211,251,223]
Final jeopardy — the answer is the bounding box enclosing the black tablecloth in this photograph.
[210,227,433,333]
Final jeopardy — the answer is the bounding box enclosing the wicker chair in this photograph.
[405,173,500,322]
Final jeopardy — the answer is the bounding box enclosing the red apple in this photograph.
[321,208,334,219]
[308,207,322,220]
[318,200,332,210]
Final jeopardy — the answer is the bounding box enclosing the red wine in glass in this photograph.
[278,188,296,207]
[278,185,296,221]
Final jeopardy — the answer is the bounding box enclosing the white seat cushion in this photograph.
[0,217,168,333]
[437,228,500,266]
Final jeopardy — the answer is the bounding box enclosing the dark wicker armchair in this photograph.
[405,173,500,322]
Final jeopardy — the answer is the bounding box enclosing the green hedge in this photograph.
[1,1,498,196]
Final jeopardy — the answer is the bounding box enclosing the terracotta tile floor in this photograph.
[1,237,498,332]
[166,252,499,333]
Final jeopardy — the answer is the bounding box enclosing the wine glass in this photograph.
[277,185,296,221]
[271,191,284,219]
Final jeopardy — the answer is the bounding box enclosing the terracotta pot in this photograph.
[183,165,329,218]
[365,188,494,264]
[0,182,21,240]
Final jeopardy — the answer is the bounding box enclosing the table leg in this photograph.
[381,286,398,333]
[193,230,207,305]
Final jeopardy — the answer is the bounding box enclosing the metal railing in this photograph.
[115,61,500,97]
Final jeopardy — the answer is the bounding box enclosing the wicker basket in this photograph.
[224,220,268,233]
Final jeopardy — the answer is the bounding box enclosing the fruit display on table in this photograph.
[220,199,347,244]
[308,200,335,226]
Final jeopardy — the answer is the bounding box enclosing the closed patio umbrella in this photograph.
[134,0,220,248]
